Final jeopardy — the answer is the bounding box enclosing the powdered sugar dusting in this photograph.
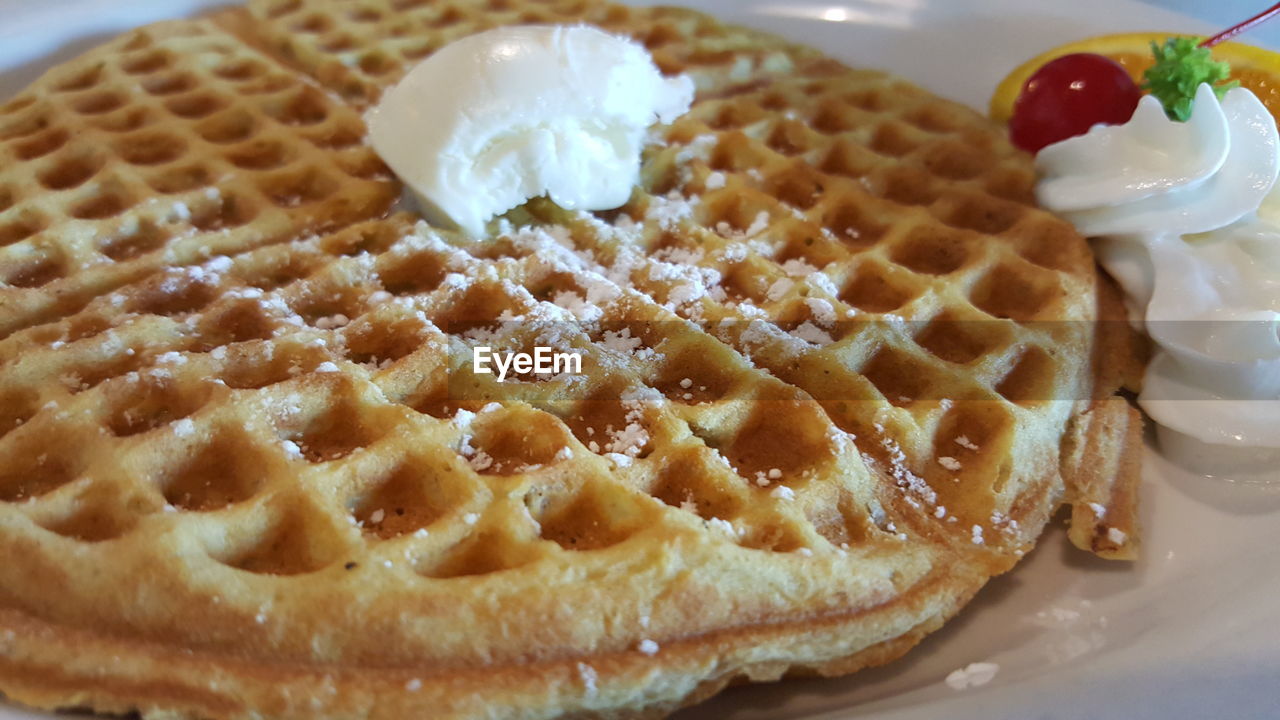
[945,662,999,690]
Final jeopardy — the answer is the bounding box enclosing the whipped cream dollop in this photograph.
[1036,84,1280,477]
[366,25,694,236]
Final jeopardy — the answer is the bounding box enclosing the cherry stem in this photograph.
[1201,2,1280,48]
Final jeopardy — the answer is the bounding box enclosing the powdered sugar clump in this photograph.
[945,662,999,690]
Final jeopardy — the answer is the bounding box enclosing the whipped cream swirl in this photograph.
[1036,84,1280,478]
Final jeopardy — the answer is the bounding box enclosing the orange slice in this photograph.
[990,32,1280,124]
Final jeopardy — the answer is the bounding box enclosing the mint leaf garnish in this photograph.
[1141,37,1239,121]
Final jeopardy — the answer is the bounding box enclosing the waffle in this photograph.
[0,18,398,339]
[230,0,823,106]
[0,1,1144,719]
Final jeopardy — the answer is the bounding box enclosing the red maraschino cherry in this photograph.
[1008,53,1141,154]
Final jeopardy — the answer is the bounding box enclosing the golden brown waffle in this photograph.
[0,1,1144,719]
[232,0,822,106]
[0,18,398,339]
[507,61,1108,558]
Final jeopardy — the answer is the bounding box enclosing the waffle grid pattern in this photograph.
[0,18,397,338]
[238,0,820,105]
[0,213,941,659]
[554,64,1101,544]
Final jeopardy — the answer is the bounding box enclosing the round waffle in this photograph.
[0,1,1144,718]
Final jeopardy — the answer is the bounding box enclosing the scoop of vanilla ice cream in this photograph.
[366,25,694,236]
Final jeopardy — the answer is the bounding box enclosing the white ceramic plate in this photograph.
[2,1,1278,718]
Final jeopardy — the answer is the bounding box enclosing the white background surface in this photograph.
[2,1,1279,719]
